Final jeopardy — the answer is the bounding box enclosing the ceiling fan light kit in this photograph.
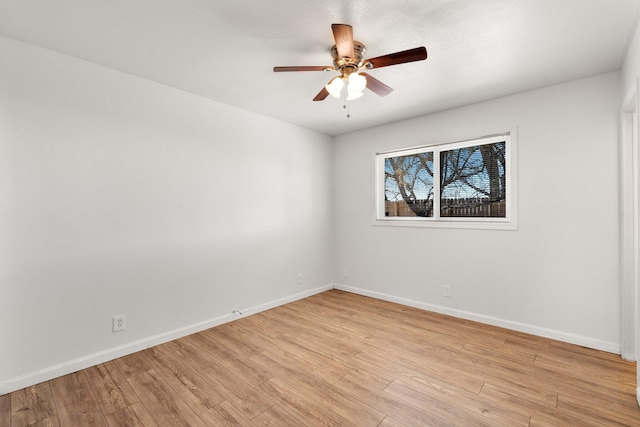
[273,23,427,113]
[325,72,367,100]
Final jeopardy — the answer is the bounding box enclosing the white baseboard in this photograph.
[334,283,621,354]
[0,284,333,395]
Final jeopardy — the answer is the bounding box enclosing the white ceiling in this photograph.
[2,0,640,136]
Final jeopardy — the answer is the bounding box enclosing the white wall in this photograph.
[333,72,621,352]
[0,36,333,393]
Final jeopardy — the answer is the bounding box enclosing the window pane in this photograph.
[384,152,434,217]
[440,141,506,218]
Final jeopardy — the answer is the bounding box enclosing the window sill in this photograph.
[373,217,518,231]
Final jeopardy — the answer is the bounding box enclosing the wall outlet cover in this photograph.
[113,315,125,332]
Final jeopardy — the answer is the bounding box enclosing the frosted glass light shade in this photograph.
[346,90,364,101]
[325,77,344,98]
[348,73,367,92]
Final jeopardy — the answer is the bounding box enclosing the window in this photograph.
[375,132,516,229]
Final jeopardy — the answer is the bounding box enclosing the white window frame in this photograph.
[374,130,517,230]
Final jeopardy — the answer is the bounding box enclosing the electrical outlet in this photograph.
[297,273,302,284]
[112,315,125,333]
[443,286,451,298]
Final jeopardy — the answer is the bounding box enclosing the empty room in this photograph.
[2,0,640,425]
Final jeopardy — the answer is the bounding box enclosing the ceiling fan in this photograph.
[273,23,427,102]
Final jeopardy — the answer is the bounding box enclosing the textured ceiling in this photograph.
[2,0,640,136]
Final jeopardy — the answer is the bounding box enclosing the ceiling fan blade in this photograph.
[273,66,332,72]
[331,23,355,59]
[313,87,330,101]
[360,72,393,97]
[366,46,427,69]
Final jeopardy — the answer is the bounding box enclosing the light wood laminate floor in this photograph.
[2,290,639,426]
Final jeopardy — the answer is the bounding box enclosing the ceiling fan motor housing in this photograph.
[331,41,366,75]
